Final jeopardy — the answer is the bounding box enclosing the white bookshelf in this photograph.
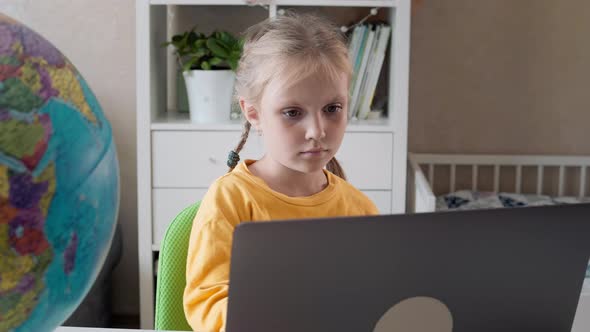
[136,0,411,328]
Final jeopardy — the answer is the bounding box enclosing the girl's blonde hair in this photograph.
[228,11,352,179]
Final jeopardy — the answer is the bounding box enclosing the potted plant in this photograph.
[165,28,243,123]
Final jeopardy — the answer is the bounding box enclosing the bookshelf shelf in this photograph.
[150,0,252,5]
[137,0,410,328]
[276,0,399,7]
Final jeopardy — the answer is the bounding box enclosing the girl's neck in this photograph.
[248,157,328,197]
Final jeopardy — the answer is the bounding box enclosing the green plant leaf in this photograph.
[228,59,238,71]
[183,57,199,71]
[209,57,224,66]
[172,34,183,43]
[167,28,241,71]
[189,49,207,59]
[180,32,189,46]
[218,39,233,51]
[207,38,230,58]
[218,31,236,45]
[188,31,198,45]
[230,50,241,58]
[182,62,192,72]
[213,31,224,40]
[201,61,211,70]
[194,39,207,49]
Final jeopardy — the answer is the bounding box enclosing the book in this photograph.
[347,25,367,119]
[357,24,391,120]
[349,24,375,119]
[347,25,361,65]
[351,25,367,82]
[355,24,383,119]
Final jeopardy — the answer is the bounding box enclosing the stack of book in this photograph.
[347,23,392,120]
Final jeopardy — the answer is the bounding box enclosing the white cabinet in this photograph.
[337,132,393,189]
[151,188,207,248]
[151,130,264,187]
[136,0,410,327]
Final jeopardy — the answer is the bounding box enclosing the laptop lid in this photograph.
[227,203,590,332]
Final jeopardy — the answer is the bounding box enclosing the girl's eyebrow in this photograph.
[277,95,347,106]
[328,95,347,103]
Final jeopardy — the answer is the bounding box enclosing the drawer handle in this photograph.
[209,157,217,164]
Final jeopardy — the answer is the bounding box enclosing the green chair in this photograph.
[155,201,201,331]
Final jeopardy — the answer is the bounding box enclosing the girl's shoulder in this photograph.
[196,171,258,225]
[328,174,379,214]
[206,169,254,197]
[331,175,374,201]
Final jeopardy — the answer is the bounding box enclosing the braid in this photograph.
[227,121,251,172]
[326,157,346,180]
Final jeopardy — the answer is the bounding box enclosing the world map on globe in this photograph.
[0,14,119,331]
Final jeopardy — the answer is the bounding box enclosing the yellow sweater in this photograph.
[183,160,379,332]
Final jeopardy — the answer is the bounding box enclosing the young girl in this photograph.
[183,12,379,332]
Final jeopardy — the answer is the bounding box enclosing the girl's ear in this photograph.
[239,97,261,128]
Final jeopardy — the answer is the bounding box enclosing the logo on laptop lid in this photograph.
[373,296,453,332]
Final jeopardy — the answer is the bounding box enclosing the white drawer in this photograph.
[152,131,264,188]
[152,188,207,248]
[336,133,393,190]
[362,190,392,214]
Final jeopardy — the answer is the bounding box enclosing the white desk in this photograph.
[573,291,590,332]
[57,293,590,332]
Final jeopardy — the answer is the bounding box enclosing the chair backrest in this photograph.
[155,201,201,331]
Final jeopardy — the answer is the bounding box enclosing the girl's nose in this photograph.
[305,114,327,141]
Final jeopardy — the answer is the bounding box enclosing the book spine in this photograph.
[349,24,375,119]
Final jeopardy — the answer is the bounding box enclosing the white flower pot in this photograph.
[183,70,235,123]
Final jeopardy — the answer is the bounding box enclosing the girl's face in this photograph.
[243,69,349,176]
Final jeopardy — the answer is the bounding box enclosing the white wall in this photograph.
[0,0,139,315]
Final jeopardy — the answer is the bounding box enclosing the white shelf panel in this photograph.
[152,112,247,131]
[150,0,398,7]
[151,111,395,132]
[150,0,254,5]
[275,0,398,7]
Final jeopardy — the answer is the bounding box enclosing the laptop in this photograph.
[226,203,590,332]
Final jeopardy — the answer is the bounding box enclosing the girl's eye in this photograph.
[325,104,343,114]
[283,109,301,118]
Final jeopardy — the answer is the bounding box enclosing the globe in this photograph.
[0,13,120,331]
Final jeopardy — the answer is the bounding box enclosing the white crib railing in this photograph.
[408,153,590,213]
[406,155,436,213]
